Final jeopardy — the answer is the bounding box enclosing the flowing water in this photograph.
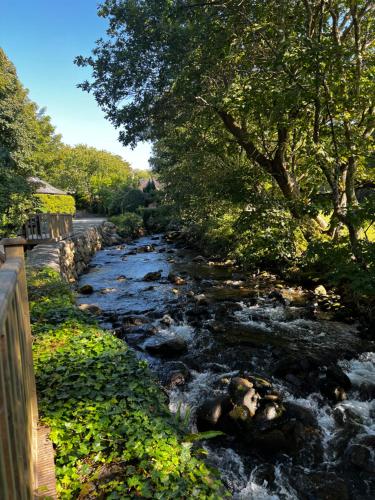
[78,235,375,499]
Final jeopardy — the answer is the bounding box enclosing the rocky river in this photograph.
[77,233,375,499]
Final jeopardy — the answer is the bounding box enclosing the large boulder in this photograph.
[283,402,318,428]
[345,435,375,473]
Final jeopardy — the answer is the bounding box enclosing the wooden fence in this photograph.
[0,238,38,499]
[24,213,73,244]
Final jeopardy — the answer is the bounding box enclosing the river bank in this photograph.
[27,223,225,498]
[77,233,375,499]
[29,267,225,498]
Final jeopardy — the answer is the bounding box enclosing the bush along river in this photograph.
[77,233,375,499]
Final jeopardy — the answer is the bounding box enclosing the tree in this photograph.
[0,49,40,236]
[77,0,374,260]
[47,145,134,212]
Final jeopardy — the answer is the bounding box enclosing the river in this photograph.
[77,234,374,499]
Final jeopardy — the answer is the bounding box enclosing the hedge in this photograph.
[36,193,76,215]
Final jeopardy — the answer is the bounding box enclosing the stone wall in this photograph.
[27,222,122,281]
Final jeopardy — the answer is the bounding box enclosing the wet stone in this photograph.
[144,336,188,358]
[78,303,102,315]
[79,284,94,295]
[143,271,162,281]
[158,361,191,389]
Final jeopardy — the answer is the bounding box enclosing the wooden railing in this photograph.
[24,213,73,244]
[0,238,38,499]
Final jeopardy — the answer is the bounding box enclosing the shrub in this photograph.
[36,193,76,215]
[141,206,174,232]
[109,212,144,238]
[109,187,147,215]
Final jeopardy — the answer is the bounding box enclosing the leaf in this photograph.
[184,431,225,442]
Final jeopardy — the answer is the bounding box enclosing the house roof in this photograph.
[138,177,161,191]
[28,177,68,195]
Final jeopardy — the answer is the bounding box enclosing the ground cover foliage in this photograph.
[29,268,224,498]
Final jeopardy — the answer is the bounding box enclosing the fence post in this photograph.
[2,239,28,319]
[1,237,39,494]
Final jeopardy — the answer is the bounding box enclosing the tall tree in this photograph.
[77,0,374,258]
[0,48,39,236]
[48,144,133,211]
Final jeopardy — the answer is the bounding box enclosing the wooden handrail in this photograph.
[0,238,39,498]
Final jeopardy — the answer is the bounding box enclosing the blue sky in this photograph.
[0,0,151,170]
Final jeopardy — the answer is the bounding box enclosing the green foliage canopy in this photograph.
[77,0,374,261]
[0,49,41,236]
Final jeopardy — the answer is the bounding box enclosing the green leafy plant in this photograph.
[109,212,144,238]
[36,194,75,215]
[29,268,226,498]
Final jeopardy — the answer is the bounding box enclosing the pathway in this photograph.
[72,216,107,235]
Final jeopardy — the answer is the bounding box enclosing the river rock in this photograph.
[358,381,375,400]
[186,305,210,320]
[236,388,260,417]
[314,285,327,296]
[228,377,253,399]
[100,287,116,294]
[214,302,243,320]
[193,255,206,263]
[194,294,209,305]
[158,361,191,388]
[145,336,188,357]
[122,315,149,327]
[291,471,349,500]
[207,321,226,333]
[268,290,286,305]
[168,273,186,285]
[196,396,233,432]
[346,444,373,472]
[160,314,174,326]
[326,365,352,390]
[143,271,162,281]
[319,366,350,401]
[78,303,102,315]
[253,429,289,454]
[283,402,318,427]
[254,402,280,423]
[79,284,94,295]
[245,375,272,390]
[137,245,154,253]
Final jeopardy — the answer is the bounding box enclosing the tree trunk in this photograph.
[217,109,328,230]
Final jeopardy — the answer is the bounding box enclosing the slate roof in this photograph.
[28,177,68,195]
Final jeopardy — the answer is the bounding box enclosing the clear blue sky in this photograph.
[0,0,151,170]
